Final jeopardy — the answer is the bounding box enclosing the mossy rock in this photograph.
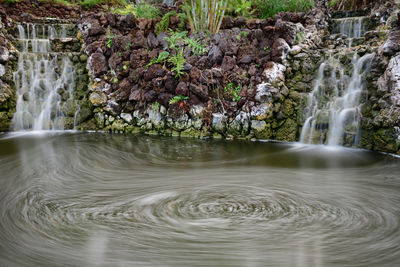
[251,120,272,140]
[0,111,10,131]
[275,118,298,142]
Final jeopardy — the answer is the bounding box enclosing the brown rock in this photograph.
[158,92,173,107]
[144,64,166,81]
[190,67,201,81]
[176,82,188,96]
[190,83,208,101]
[144,90,157,102]
[89,52,108,77]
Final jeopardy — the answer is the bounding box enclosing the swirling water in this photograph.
[0,132,399,266]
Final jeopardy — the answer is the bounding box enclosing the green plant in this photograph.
[146,51,170,68]
[118,52,122,57]
[263,46,271,51]
[296,31,304,44]
[112,3,160,18]
[224,83,242,102]
[155,11,188,33]
[183,0,229,33]
[113,77,119,83]
[80,0,126,9]
[184,37,208,55]
[107,34,114,48]
[168,49,186,78]
[152,101,160,111]
[328,0,364,10]
[164,30,187,50]
[125,42,131,50]
[169,95,190,105]
[228,0,254,17]
[255,0,314,19]
[5,0,20,3]
[123,65,128,70]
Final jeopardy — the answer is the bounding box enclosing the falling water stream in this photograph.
[11,23,77,131]
[300,16,372,146]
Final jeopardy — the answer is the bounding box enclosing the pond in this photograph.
[0,132,399,266]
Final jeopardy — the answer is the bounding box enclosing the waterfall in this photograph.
[12,23,77,131]
[300,16,373,146]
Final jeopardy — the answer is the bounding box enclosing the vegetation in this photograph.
[224,83,242,102]
[169,95,190,105]
[328,0,371,10]
[155,11,187,33]
[81,0,127,9]
[106,34,114,48]
[112,3,160,18]
[255,0,314,18]
[183,0,229,33]
[227,0,254,18]
[147,30,208,78]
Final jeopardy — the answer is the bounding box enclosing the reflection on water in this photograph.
[0,133,399,266]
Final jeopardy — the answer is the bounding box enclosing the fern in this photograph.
[146,51,170,68]
[164,30,188,50]
[168,49,185,78]
[184,37,208,56]
[156,11,177,33]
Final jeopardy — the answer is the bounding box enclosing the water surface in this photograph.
[0,132,399,266]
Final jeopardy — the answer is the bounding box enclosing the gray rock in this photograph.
[120,113,133,123]
[212,113,227,133]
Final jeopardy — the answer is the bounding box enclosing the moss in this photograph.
[181,128,202,138]
[251,120,273,140]
[275,118,297,142]
[0,112,11,131]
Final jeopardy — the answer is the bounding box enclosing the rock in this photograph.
[158,92,173,107]
[109,53,122,70]
[262,62,286,86]
[190,66,201,81]
[208,45,223,65]
[144,90,157,102]
[147,32,159,49]
[176,81,188,96]
[129,89,143,101]
[144,64,166,81]
[165,76,178,93]
[221,56,236,72]
[190,83,208,101]
[212,113,227,133]
[89,90,107,106]
[383,30,400,56]
[120,113,133,123]
[274,19,297,46]
[251,120,272,139]
[87,26,105,37]
[88,52,108,77]
[106,101,121,116]
[79,54,88,62]
[189,105,204,119]
[0,47,9,63]
[238,55,253,64]
[271,38,290,62]
[0,64,4,77]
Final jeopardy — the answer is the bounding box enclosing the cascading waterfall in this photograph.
[300,16,373,146]
[12,23,77,131]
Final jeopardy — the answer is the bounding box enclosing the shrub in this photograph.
[112,3,160,18]
[155,11,187,33]
[255,0,314,19]
[81,0,126,9]
[227,0,254,18]
[183,0,229,33]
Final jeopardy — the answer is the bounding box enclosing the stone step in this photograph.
[13,37,81,53]
[10,23,77,39]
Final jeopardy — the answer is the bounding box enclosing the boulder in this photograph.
[88,52,108,77]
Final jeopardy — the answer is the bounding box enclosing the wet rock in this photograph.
[251,120,272,139]
[88,52,108,77]
[271,38,290,62]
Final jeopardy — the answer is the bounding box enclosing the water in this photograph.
[0,132,399,266]
[300,16,372,146]
[11,23,77,131]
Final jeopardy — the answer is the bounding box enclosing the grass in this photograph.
[111,3,160,18]
[256,0,314,18]
[328,0,371,10]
